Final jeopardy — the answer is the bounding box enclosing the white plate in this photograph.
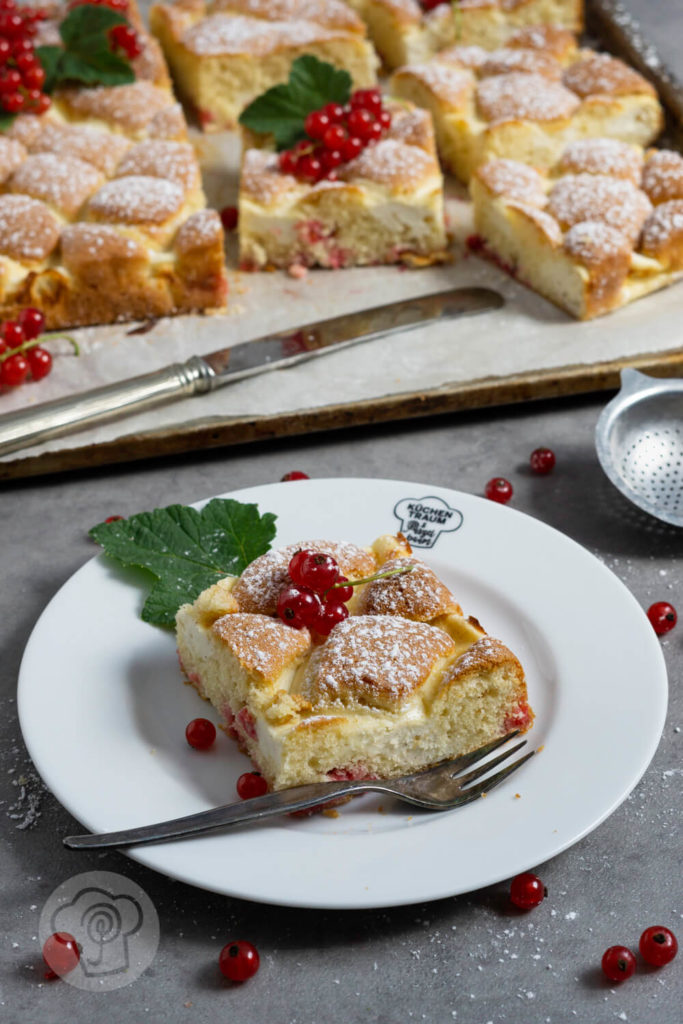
[19,479,667,909]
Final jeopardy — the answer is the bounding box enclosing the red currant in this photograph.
[347,108,374,141]
[323,102,344,122]
[42,932,80,978]
[2,90,23,112]
[276,585,320,629]
[0,68,21,92]
[33,92,51,114]
[219,206,238,231]
[27,346,51,380]
[639,926,678,967]
[3,320,24,346]
[279,149,296,174]
[288,548,317,587]
[18,306,44,339]
[16,51,37,74]
[218,940,260,982]
[341,136,363,162]
[366,119,383,142]
[0,39,10,63]
[421,0,448,9]
[104,515,124,523]
[0,352,28,386]
[320,148,342,173]
[281,470,309,481]
[647,602,677,635]
[109,24,142,59]
[327,575,353,602]
[236,771,268,800]
[350,88,382,115]
[304,109,330,140]
[530,447,556,475]
[296,552,339,593]
[296,154,323,183]
[378,109,392,131]
[185,717,217,750]
[314,600,349,636]
[322,123,346,150]
[601,945,636,982]
[485,477,513,503]
[509,872,546,910]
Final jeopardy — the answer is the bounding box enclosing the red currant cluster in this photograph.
[0,307,55,387]
[277,549,352,637]
[67,0,142,59]
[278,88,392,184]
[0,1,50,117]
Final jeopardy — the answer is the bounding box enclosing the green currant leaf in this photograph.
[0,111,16,131]
[58,4,129,50]
[89,498,278,628]
[239,55,352,150]
[34,45,64,93]
[58,48,135,87]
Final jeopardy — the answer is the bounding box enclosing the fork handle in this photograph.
[63,778,386,849]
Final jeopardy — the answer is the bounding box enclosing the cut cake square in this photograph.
[390,37,663,183]
[345,0,584,71]
[470,141,683,318]
[150,0,379,131]
[238,103,448,270]
[176,533,534,791]
[0,1,227,330]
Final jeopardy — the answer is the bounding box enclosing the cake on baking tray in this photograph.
[470,141,683,318]
[390,38,664,183]
[176,533,534,791]
[149,0,379,131]
[344,0,584,71]
[0,0,227,330]
[238,100,448,271]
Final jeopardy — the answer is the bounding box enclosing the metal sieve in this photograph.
[595,369,683,528]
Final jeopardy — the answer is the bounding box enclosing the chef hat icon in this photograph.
[51,886,143,977]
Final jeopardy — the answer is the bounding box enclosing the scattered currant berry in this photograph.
[314,600,349,636]
[281,470,309,481]
[601,945,636,982]
[42,932,80,978]
[485,477,513,504]
[27,346,51,380]
[104,515,124,523]
[185,717,217,750]
[276,585,321,630]
[647,602,677,636]
[639,926,678,967]
[297,552,340,593]
[530,447,556,475]
[509,872,546,910]
[18,306,45,340]
[218,940,260,983]
[0,352,29,386]
[236,771,268,800]
[2,320,23,347]
[219,206,238,231]
[327,575,353,603]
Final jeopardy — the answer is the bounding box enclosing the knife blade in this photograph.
[0,287,503,457]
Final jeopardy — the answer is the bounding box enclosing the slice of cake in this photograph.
[176,534,533,791]
[346,0,584,71]
[0,2,227,330]
[238,102,448,270]
[390,43,663,183]
[150,0,379,130]
[470,141,683,318]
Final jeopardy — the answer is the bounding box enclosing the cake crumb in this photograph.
[322,808,339,819]
[287,263,308,279]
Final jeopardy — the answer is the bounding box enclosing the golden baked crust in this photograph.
[175,533,534,789]
[150,0,378,130]
[470,139,683,319]
[390,41,663,184]
[0,1,227,330]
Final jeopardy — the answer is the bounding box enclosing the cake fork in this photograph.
[64,731,534,850]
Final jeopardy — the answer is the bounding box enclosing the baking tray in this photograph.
[1,0,682,481]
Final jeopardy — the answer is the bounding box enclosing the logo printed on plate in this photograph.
[393,496,463,548]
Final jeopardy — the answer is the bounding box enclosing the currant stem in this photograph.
[328,564,413,593]
[0,333,79,363]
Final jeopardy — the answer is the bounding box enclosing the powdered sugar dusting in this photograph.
[477,159,547,207]
[558,139,643,184]
[9,153,102,217]
[401,63,473,106]
[640,201,683,257]
[479,48,562,81]
[301,615,455,711]
[341,138,436,189]
[641,150,683,204]
[476,72,579,123]
[547,173,652,243]
[88,175,185,224]
[358,557,458,620]
[562,52,654,98]
[0,194,60,260]
[213,612,311,676]
[182,13,339,56]
[562,220,631,265]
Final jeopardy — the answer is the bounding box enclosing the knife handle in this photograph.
[0,356,215,458]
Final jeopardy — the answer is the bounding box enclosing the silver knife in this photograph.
[0,287,502,457]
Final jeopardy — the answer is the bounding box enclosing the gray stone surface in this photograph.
[2,393,681,1024]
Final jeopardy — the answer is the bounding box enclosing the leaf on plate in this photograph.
[89,498,278,627]
[238,55,352,150]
